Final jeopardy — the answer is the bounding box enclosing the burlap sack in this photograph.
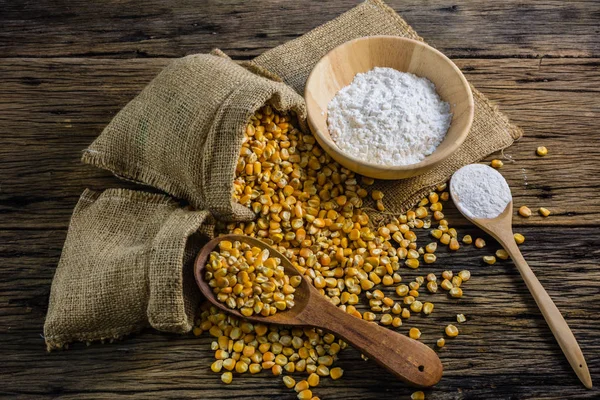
[250,0,523,213]
[82,50,307,222]
[44,188,215,350]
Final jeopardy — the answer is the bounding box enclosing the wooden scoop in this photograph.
[451,195,593,389]
[195,234,443,388]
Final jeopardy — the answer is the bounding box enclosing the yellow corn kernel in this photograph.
[283,375,296,389]
[439,233,450,245]
[440,279,453,291]
[514,233,525,244]
[409,327,421,340]
[405,259,419,269]
[462,235,472,245]
[458,270,471,282]
[426,281,438,293]
[431,229,442,239]
[401,308,411,319]
[536,146,548,156]
[316,365,330,377]
[423,253,437,264]
[392,317,402,327]
[380,313,393,326]
[436,338,445,348]
[363,311,376,321]
[483,255,496,265]
[475,238,486,248]
[211,360,223,373]
[449,287,463,298]
[330,367,344,380]
[490,159,503,168]
[410,300,423,313]
[457,314,467,323]
[221,371,233,384]
[297,389,313,400]
[451,276,462,287]
[496,249,509,260]
[539,207,551,217]
[411,391,425,400]
[422,302,434,315]
[445,324,459,337]
[449,238,460,251]
[518,206,532,218]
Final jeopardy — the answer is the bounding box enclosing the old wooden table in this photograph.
[1,1,599,399]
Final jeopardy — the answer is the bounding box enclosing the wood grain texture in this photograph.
[0,1,599,59]
[1,0,599,399]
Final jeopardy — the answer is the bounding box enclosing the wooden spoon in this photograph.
[450,195,593,389]
[194,234,443,388]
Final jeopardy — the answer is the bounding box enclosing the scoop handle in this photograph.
[300,295,443,387]
[499,234,592,389]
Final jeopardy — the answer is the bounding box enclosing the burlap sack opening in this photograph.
[82,51,307,222]
[44,188,215,350]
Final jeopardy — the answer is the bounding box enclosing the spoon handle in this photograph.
[501,237,592,389]
[302,296,443,387]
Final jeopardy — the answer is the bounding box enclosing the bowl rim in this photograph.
[304,35,475,173]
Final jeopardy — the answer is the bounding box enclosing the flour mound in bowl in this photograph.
[327,67,452,166]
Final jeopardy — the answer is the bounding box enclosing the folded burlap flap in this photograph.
[250,0,523,213]
[82,51,306,222]
[44,189,214,350]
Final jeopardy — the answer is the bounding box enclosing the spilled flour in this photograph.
[327,67,452,166]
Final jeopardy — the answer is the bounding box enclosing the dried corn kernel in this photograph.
[409,328,421,340]
[514,233,525,244]
[483,255,496,265]
[445,324,459,337]
[539,207,551,217]
[518,206,532,218]
[496,249,509,260]
[536,146,548,156]
[491,159,503,168]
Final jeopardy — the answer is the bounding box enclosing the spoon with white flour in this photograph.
[450,163,592,389]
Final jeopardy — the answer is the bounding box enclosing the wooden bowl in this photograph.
[304,36,474,180]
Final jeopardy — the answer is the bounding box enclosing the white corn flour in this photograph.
[327,67,452,166]
[450,164,512,219]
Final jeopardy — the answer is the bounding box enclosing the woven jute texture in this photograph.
[82,50,306,222]
[251,0,523,213]
[44,189,215,350]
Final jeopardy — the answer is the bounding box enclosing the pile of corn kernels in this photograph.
[193,106,528,399]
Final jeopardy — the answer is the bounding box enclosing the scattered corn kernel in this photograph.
[330,367,344,380]
[491,159,503,168]
[457,314,467,323]
[221,371,233,384]
[496,249,509,260]
[462,235,472,244]
[483,255,496,265]
[445,324,459,337]
[518,206,532,218]
[539,207,551,217]
[536,146,548,157]
[436,338,445,348]
[458,270,471,282]
[514,233,525,244]
[409,328,422,340]
[449,287,463,298]
[411,391,425,400]
[475,238,486,248]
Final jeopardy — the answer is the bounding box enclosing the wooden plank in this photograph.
[1,58,600,228]
[1,227,598,399]
[0,1,599,59]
